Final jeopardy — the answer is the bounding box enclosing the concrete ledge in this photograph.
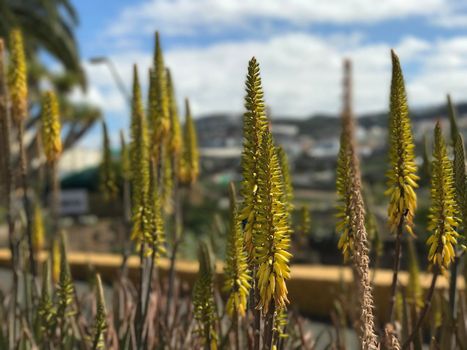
[0,249,463,320]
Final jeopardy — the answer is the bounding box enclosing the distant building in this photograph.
[59,147,101,176]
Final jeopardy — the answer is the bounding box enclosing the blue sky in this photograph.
[68,0,467,148]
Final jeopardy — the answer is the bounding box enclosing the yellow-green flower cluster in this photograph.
[239,57,269,258]
[166,68,182,157]
[129,66,152,250]
[427,122,459,270]
[41,91,62,163]
[149,32,170,147]
[223,185,251,317]
[385,50,418,236]
[180,99,199,184]
[336,128,354,262]
[32,203,45,254]
[100,120,118,200]
[277,146,294,213]
[8,28,28,124]
[255,130,292,314]
[193,242,218,348]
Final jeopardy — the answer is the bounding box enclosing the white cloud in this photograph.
[80,31,467,123]
[107,0,446,38]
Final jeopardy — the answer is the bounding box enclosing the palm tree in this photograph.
[1,0,101,161]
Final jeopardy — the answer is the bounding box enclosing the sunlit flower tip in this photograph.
[41,91,62,163]
[386,49,418,236]
[8,28,28,123]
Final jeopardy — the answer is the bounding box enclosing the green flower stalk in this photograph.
[32,202,45,254]
[453,133,467,227]
[129,65,152,251]
[193,242,218,349]
[41,91,62,164]
[336,112,354,262]
[239,57,269,258]
[427,122,459,271]
[162,147,174,214]
[91,274,107,350]
[167,68,182,156]
[100,120,118,200]
[149,159,166,257]
[407,238,423,308]
[385,50,418,237]
[56,234,76,342]
[277,146,294,213]
[52,237,60,284]
[297,205,311,239]
[180,98,199,185]
[447,94,459,145]
[149,32,170,147]
[37,260,56,339]
[255,129,292,314]
[8,28,28,124]
[223,183,251,318]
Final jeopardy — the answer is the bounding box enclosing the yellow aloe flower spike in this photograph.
[166,68,182,156]
[180,98,199,184]
[8,28,28,124]
[129,65,152,251]
[239,57,269,259]
[32,202,45,254]
[148,159,166,258]
[41,91,62,164]
[385,50,418,237]
[255,129,292,314]
[149,32,170,147]
[427,122,460,271]
[100,120,118,200]
[223,183,252,317]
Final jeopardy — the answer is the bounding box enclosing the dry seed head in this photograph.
[385,50,418,237]
[41,91,62,163]
[8,28,28,124]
